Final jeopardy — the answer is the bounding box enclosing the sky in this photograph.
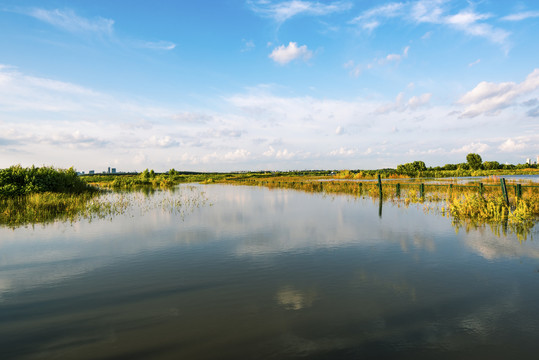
[1,0,539,172]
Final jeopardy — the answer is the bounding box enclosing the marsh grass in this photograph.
[223,177,539,237]
[0,192,125,228]
[0,185,209,228]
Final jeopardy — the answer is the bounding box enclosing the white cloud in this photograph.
[445,10,491,26]
[241,39,255,52]
[329,147,356,156]
[3,64,537,171]
[446,11,508,45]
[350,2,404,30]
[223,149,251,161]
[249,0,353,23]
[501,11,539,22]
[410,0,445,23]
[407,93,432,109]
[139,41,176,51]
[376,92,431,113]
[351,1,510,47]
[468,59,481,67]
[263,146,296,159]
[498,138,526,152]
[421,31,432,39]
[269,42,313,64]
[450,142,489,154]
[382,45,409,63]
[458,68,539,118]
[347,46,410,77]
[27,8,114,35]
[145,135,180,148]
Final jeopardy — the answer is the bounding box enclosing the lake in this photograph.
[1,184,539,359]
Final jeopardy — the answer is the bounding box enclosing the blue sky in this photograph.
[1,0,539,172]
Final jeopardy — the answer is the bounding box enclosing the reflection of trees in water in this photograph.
[276,285,316,311]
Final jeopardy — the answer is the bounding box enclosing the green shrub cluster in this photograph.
[0,165,93,197]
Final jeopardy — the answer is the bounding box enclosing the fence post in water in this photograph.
[516,184,522,199]
[500,178,509,207]
[396,183,401,197]
[420,183,425,199]
[377,174,383,197]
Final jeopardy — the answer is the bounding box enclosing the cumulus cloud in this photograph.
[249,0,352,23]
[498,138,526,152]
[269,42,313,64]
[458,68,539,118]
[26,8,114,35]
[351,1,509,46]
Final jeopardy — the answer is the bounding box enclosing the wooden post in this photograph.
[396,183,401,197]
[500,178,509,207]
[516,184,522,199]
[479,182,484,195]
[377,174,382,197]
[420,183,425,199]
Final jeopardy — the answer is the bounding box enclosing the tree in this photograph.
[141,169,150,180]
[483,161,500,170]
[466,153,482,170]
[396,161,427,176]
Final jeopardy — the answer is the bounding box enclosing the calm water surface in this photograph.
[1,184,539,359]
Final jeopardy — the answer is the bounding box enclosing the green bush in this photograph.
[0,165,93,197]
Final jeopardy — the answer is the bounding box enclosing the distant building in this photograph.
[526,158,531,165]
[89,170,94,175]
[107,167,111,174]
[111,168,116,173]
